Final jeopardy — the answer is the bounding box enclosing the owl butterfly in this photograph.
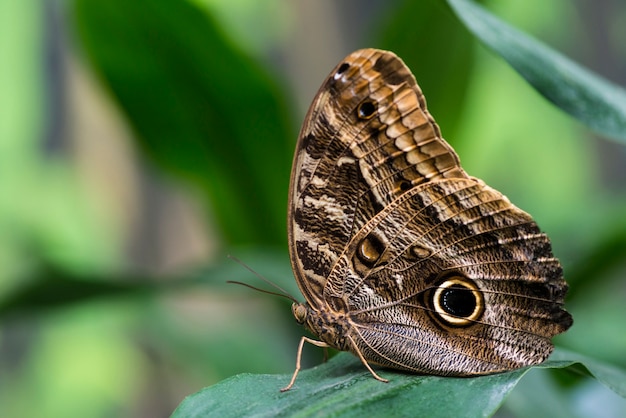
[283,48,572,391]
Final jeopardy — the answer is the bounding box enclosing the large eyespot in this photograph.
[357,100,377,119]
[433,276,484,326]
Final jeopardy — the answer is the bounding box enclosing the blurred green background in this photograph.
[1,0,625,417]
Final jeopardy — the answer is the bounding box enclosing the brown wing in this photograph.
[325,177,571,374]
[288,49,466,306]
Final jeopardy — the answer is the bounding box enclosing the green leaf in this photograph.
[548,349,626,398]
[72,0,294,246]
[446,0,626,143]
[170,349,626,417]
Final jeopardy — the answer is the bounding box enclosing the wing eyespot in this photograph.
[356,234,385,266]
[432,276,484,327]
[334,62,350,80]
[408,244,431,259]
[337,62,350,74]
[396,179,412,192]
[357,100,377,119]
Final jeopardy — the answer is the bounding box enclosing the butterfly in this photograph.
[282,48,572,391]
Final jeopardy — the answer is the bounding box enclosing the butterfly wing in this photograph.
[289,48,465,306]
[329,177,571,373]
[288,48,571,375]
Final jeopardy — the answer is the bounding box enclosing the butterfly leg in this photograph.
[348,335,389,384]
[281,336,331,392]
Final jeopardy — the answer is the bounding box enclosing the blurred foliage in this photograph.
[449,0,626,143]
[73,0,294,246]
[1,0,625,417]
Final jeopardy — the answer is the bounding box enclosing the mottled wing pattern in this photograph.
[328,178,571,373]
[289,49,466,305]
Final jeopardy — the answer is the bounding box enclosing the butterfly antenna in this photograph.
[226,254,298,303]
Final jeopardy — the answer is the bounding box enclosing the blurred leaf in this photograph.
[0,267,155,318]
[564,214,626,301]
[502,368,577,418]
[376,0,475,144]
[170,349,626,418]
[72,0,295,246]
[447,0,626,143]
[0,248,294,319]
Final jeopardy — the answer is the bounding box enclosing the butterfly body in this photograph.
[284,49,572,390]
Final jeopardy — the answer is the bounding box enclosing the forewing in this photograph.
[288,49,467,305]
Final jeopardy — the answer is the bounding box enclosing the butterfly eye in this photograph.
[433,277,484,326]
[291,303,308,325]
[357,100,377,119]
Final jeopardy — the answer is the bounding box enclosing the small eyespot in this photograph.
[409,244,431,259]
[432,276,483,326]
[337,62,350,74]
[357,100,377,119]
[334,63,350,80]
[356,234,384,266]
[399,181,411,192]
